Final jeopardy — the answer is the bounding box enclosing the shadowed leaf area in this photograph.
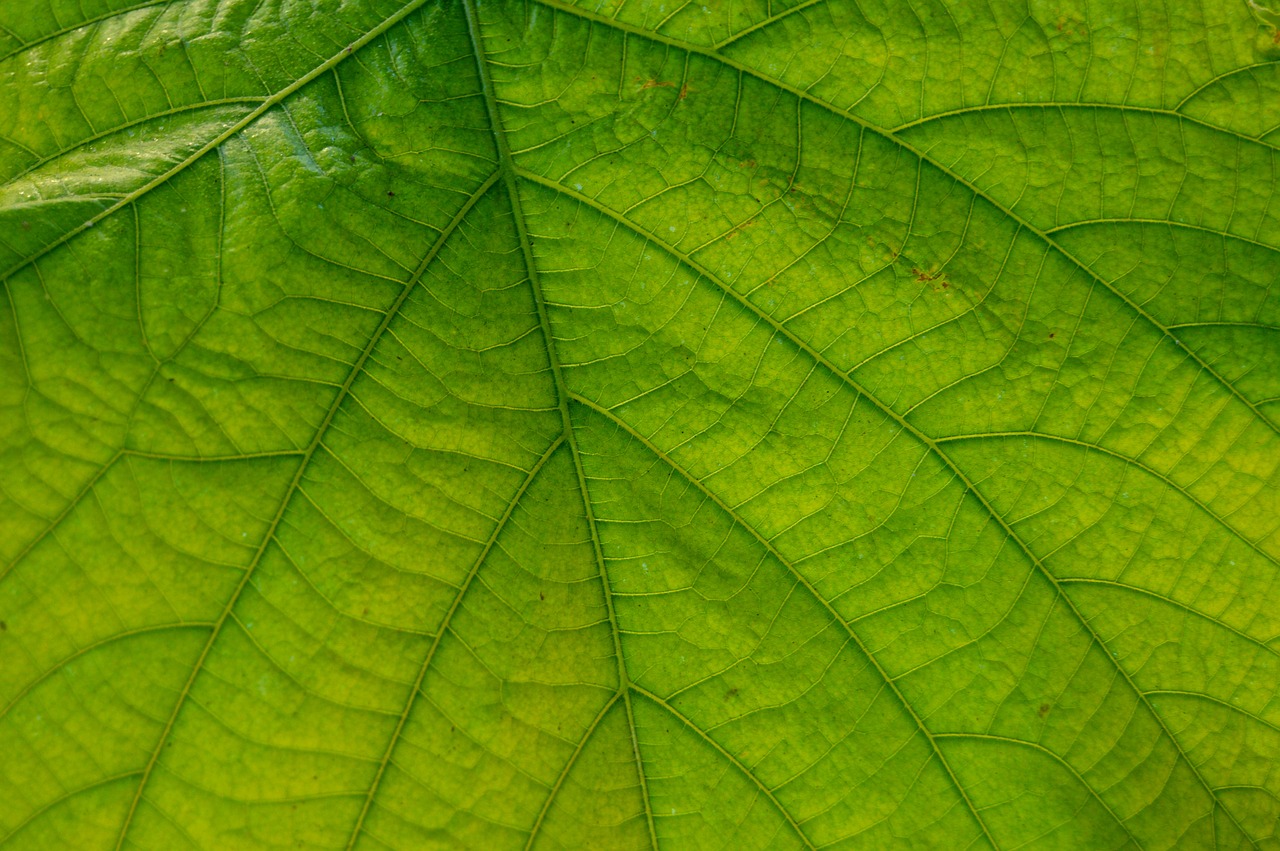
[2,0,1279,848]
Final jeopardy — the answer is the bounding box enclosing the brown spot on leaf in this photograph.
[1049,332,1056,339]
[1038,703,1051,717]
[725,687,739,700]
[725,218,757,241]
[539,591,546,601]
[638,78,676,90]
[913,266,955,291]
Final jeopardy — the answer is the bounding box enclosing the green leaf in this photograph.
[2,0,1279,848]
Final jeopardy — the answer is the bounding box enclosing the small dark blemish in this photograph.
[1049,332,1056,339]
[386,190,395,197]
[539,591,546,601]
[0,621,6,631]
[725,687,739,700]
[1038,703,1050,717]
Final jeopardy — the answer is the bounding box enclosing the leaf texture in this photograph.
[1,0,1279,849]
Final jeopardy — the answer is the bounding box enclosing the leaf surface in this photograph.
[2,1,1279,849]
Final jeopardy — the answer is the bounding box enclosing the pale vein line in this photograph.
[344,434,564,851]
[712,0,830,51]
[889,102,1280,153]
[120,448,309,463]
[461,4,660,845]
[1166,321,1280,332]
[1045,217,1280,255]
[108,169,501,851]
